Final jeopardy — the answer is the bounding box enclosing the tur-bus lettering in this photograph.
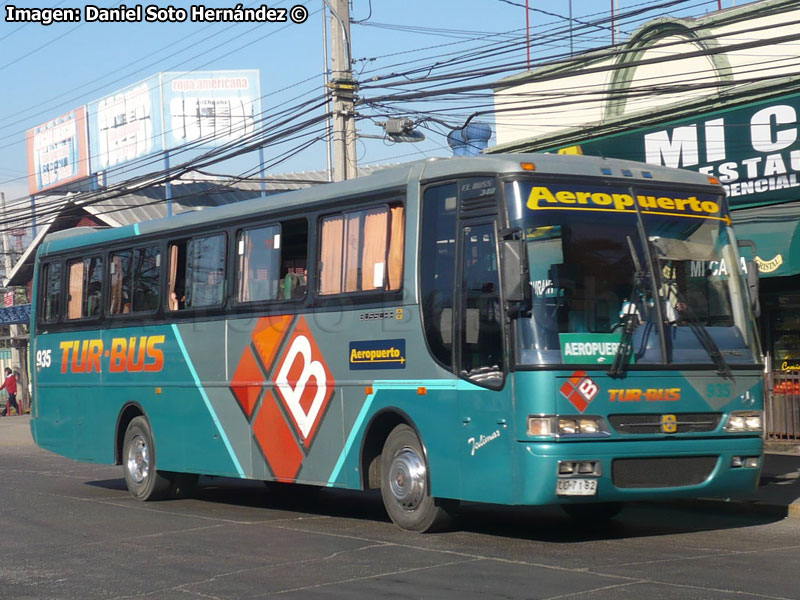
[59,335,165,374]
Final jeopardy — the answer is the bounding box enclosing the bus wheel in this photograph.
[561,502,624,521]
[380,424,452,532]
[122,416,171,501]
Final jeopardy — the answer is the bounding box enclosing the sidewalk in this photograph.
[0,413,33,447]
[2,415,799,517]
[744,450,800,518]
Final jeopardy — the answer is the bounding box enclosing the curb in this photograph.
[671,498,800,519]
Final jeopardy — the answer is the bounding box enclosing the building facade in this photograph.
[490,0,800,442]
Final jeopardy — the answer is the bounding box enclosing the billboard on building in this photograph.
[551,92,800,209]
[87,70,261,174]
[88,74,164,172]
[26,107,90,194]
[162,70,261,148]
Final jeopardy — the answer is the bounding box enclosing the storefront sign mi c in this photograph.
[554,92,800,210]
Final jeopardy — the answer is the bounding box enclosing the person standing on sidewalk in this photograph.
[0,367,19,416]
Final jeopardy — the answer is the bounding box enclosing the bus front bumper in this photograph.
[515,437,763,505]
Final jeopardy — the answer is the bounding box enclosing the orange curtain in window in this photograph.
[344,213,362,292]
[110,256,123,315]
[360,208,388,290]
[168,244,179,310]
[67,261,84,319]
[239,236,251,302]
[320,216,344,294]
[387,206,404,291]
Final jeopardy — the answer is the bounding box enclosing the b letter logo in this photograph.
[274,317,334,446]
[231,315,334,480]
[559,371,599,413]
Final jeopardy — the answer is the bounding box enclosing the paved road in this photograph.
[2,417,800,600]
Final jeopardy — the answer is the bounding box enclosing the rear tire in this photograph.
[122,416,171,501]
[380,424,454,532]
[561,502,624,521]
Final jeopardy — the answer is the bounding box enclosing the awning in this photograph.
[732,202,800,278]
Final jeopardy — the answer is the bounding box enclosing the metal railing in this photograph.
[766,370,800,442]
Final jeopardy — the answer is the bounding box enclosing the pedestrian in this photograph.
[0,367,20,416]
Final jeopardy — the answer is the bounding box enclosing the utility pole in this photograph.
[322,1,333,182]
[328,0,358,181]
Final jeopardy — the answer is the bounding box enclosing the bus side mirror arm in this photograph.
[746,260,760,318]
[499,228,530,317]
[738,239,761,318]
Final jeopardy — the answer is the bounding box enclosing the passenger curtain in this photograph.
[238,236,251,302]
[109,256,123,314]
[344,212,363,292]
[360,208,389,290]
[168,244,179,310]
[387,206,404,291]
[320,216,344,294]
[67,261,84,319]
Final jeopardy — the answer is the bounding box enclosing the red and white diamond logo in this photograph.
[560,371,599,413]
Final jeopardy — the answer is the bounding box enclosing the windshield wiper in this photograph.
[609,236,646,378]
[664,283,732,379]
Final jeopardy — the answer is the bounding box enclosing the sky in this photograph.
[0,0,744,210]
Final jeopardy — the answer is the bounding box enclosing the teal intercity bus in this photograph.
[30,154,764,531]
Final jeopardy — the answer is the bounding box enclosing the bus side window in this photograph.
[318,203,403,295]
[66,259,84,320]
[186,234,226,308]
[420,184,457,370]
[66,256,103,320]
[236,224,281,302]
[83,256,103,318]
[168,234,227,310]
[132,246,160,312]
[279,219,309,300]
[109,251,132,315]
[41,262,63,324]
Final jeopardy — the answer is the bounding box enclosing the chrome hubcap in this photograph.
[126,434,149,484]
[389,446,426,511]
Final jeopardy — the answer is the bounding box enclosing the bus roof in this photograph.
[39,153,719,255]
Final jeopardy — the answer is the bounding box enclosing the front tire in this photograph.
[380,424,454,532]
[122,416,172,501]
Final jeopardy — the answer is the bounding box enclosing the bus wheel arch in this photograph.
[115,402,146,465]
[361,409,416,490]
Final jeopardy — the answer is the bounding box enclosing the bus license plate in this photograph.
[556,478,597,496]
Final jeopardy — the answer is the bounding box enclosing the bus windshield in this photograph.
[505,179,760,368]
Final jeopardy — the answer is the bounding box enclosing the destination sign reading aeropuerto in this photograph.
[526,185,729,223]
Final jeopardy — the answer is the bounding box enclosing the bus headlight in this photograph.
[559,417,604,435]
[724,411,763,432]
[527,416,607,437]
